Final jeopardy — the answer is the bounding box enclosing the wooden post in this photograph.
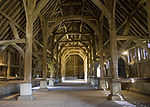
[18,0,36,101]
[106,0,124,101]
[56,44,59,78]
[147,0,150,39]
[109,15,118,79]
[24,0,35,82]
[59,53,61,79]
[87,54,89,78]
[98,17,107,89]
[19,55,22,77]
[92,34,97,79]
[98,19,105,78]
[42,23,48,80]
[136,47,141,77]
[90,46,92,78]
[7,52,11,78]
[108,14,123,100]
[50,34,54,60]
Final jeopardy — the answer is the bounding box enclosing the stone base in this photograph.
[99,79,107,90]
[40,80,47,88]
[54,78,59,84]
[93,78,99,87]
[18,82,33,101]
[18,95,34,101]
[39,88,48,91]
[108,94,124,101]
[87,78,91,83]
[48,79,54,86]
[108,81,124,101]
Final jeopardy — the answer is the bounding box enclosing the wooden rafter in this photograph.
[0,39,26,45]
[0,9,25,33]
[32,0,49,22]
[147,0,150,39]
[116,0,146,33]
[48,15,96,22]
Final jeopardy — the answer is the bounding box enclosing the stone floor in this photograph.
[122,91,150,107]
[0,83,150,107]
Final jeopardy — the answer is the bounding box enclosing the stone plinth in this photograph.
[108,81,124,101]
[99,79,107,90]
[48,78,54,86]
[39,80,48,91]
[18,82,34,101]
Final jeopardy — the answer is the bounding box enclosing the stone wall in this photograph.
[129,82,150,95]
[128,60,150,95]
[0,83,20,96]
[0,81,40,97]
[139,60,150,77]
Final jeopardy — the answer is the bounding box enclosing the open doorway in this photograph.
[65,55,84,80]
[118,57,127,78]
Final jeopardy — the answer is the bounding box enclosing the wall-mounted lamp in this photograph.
[122,50,129,55]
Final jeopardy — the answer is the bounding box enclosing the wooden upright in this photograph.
[18,0,35,101]
[147,0,150,39]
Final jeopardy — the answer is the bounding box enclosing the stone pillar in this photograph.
[7,52,11,78]
[108,13,123,100]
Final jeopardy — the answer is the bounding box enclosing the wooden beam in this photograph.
[0,39,26,45]
[116,0,146,32]
[47,15,96,22]
[133,40,150,54]
[38,13,45,33]
[11,44,25,58]
[0,9,25,33]
[147,0,150,39]
[61,2,82,6]
[59,40,89,43]
[103,49,110,52]
[32,0,49,22]
[91,0,109,18]
[9,22,20,39]
[123,19,132,35]
[47,16,100,47]
[117,36,140,40]
[34,39,51,54]
[104,35,148,47]
[103,39,110,47]
[118,39,132,57]
[54,31,93,35]
[9,22,25,58]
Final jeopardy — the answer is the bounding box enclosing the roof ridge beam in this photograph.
[47,15,97,22]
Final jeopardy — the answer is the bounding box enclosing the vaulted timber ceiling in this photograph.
[0,0,149,59]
